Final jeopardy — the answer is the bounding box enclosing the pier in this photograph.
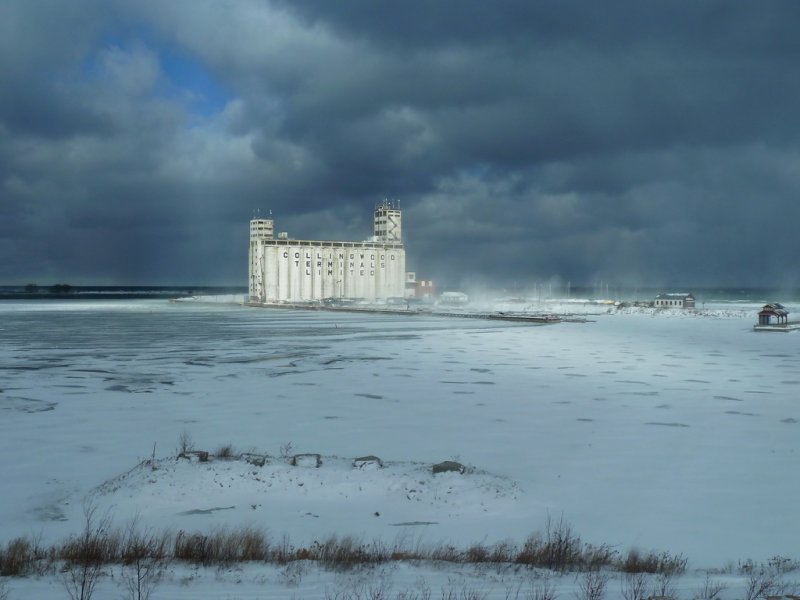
[752,322,800,332]
[243,301,562,324]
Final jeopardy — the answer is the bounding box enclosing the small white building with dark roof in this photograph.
[654,293,696,309]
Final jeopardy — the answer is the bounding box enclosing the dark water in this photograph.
[0,285,246,300]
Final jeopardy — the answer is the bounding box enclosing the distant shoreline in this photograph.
[0,286,246,301]
[2,285,798,304]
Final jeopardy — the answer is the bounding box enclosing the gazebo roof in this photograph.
[759,303,788,317]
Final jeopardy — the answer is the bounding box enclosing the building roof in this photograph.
[655,293,694,300]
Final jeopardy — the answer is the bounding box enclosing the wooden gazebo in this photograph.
[757,303,789,326]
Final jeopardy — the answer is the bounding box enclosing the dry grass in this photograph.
[515,517,616,573]
[0,516,770,583]
[618,548,687,575]
[0,537,34,576]
[173,526,269,565]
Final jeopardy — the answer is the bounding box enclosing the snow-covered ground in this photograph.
[2,562,785,600]
[3,562,781,600]
[1,298,798,598]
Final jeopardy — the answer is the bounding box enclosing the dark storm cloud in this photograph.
[1,0,799,287]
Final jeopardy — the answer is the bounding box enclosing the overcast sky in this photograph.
[2,1,799,289]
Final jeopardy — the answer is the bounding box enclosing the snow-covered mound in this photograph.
[91,454,523,540]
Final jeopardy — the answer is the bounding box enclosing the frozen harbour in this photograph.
[1,298,799,598]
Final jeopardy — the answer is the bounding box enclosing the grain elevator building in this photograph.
[248,202,406,303]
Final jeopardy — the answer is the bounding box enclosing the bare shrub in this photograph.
[429,543,462,563]
[278,560,307,587]
[176,430,194,457]
[414,579,433,600]
[582,544,617,572]
[359,580,393,600]
[465,542,490,564]
[273,533,294,565]
[515,517,613,572]
[620,572,649,600]
[214,444,235,459]
[120,518,170,600]
[743,569,774,600]
[741,562,791,600]
[396,585,433,600]
[516,534,544,567]
[60,502,112,600]
[527,574,557,600]
[768,555,800,574]
[693,573,726,600]
[659,552,688,576]
[0,578,10,600]
[543,516,582,572]
[575,570,609,600]
[646,551,686,599]
[439,587,488,600]
[491,541,517,563]
[620,548,660,574]
[652,571,679,600]
[324,579,395,600]
[279,441,294,461]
